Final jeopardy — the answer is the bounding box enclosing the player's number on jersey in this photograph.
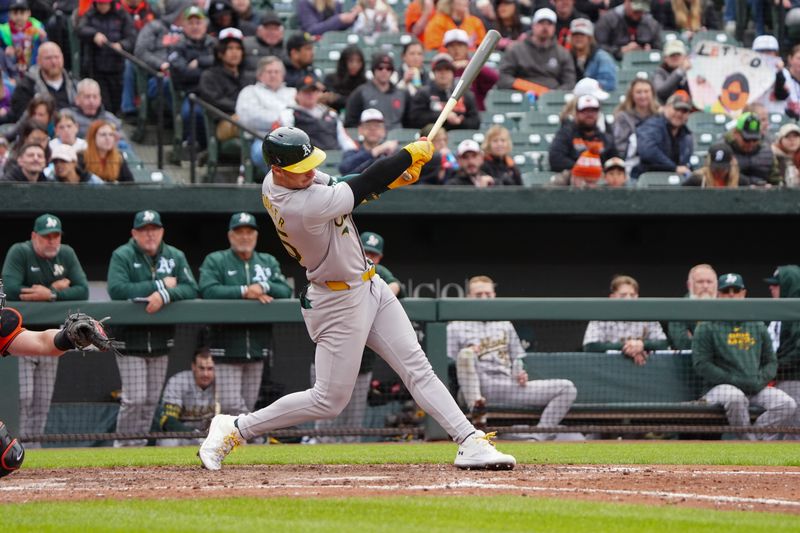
[276,228,302,263]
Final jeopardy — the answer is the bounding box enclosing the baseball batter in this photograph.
[199,127,515,470]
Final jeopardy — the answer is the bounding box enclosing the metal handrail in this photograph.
[100,43,165,169]
[187,93,261,184]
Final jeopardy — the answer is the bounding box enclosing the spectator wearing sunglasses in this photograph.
[343,52,409,131]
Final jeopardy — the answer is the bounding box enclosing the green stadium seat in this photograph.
[617,68,652,88]
[512,153,538,173]
[448,129,484,145]
[520,170,556,186]
[318,31,362,51]
[536,89,572,112]
[375,32,418,48]
[319,149,343,175]
[636,171,683,188]
[484,89,534,127]
[620,49,663,71]
[387,128,419,144]
[690,30,741,48]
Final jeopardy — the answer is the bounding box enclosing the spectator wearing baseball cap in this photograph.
[243,12,288,75]
[198,27,248,119]
[750,35,791,116]
[552,0,589,48]
[684,142,739,187]
[344,52,410,131]
[772,123,800,187]
[340,108,401,174]
[722,111,781,186]
[407,52,480,131]
[207,0,239,36]
[76,0,136,114]
[569,18,617,93]
[549,94,617,177]
[445,139,495,187]
[594,0,662,62]
[422,0,487,51]
[283,31,318,89]
[442,28,499,111]
[632,93,693,180]
[297,0,361,36]
[497,7,576,97]
[602,156,629,187]
[653,39,691,104]
[278,72,357,153]
[50,144,102,184]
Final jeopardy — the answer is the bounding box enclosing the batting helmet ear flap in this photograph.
[0,421,24,478]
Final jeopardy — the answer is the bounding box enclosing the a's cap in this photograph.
[630,0,650,12]
[443,28,470,46]
[33,214,62,235]
[218,27,244,42]
[371,52,395,71]
[431,52,455,70]
[576,94,600,111]
[718,273,745,290]
[184,5,206,19]
[752,34,779,52]
[666,93,692,111]
[9,0,30,9]
[287,32,315,51]
[229,212,258,230]
[777,122,800,140]
[360,108,385,123]
[294,72,325,92]
[569,18,594,36]
[50,144,78,163]
[264,126,327,173]
[736,111,761,141]
[574,77,609,100]
[457,139,481,156]
[603,156,626,171]
[361,231,384,255]
[707,142,733,168]
[133,210,163,229]
[663,39,686,56]
[764,267,780,285]
[572,150,603,181]
[532,7,557,24]
[260,11,283,26]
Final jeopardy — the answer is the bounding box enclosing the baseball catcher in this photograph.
[0,278,114,478]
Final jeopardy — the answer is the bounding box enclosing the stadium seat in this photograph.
[520,170,556,186]
[319,149,343,175]
[636,171,683,188]
[387,128,419,144]
[448,129,484,145]
[617,68,651,88]
[484,89,534,127]
[318,31,362,51]
[689,30,741,48]
[536,90,572,112]
[621,49,663,71]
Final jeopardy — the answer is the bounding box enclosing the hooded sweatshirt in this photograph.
[776,265,800,380]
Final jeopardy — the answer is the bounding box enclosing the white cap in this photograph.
[457,139,481,156]
[752,35,779,52]
[443,28,470,46]
[573,78,609,101]
[569,18,594,36]
[663,39,687,56]
[50,143,77,163]
[359,108,385,123]
[576,94,600,111]
[219,27,244,42]
[532,8,557,24]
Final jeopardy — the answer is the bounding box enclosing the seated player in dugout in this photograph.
[0,278,112,478]
[199,126,517,471]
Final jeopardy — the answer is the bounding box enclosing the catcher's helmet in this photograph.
[262,127,326,173]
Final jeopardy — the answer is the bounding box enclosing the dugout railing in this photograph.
[2,298,799,444]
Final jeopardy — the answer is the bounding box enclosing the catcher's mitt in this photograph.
[62,312,114,352]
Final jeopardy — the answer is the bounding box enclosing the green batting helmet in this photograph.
[262,127,327,173]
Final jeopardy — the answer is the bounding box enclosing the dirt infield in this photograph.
[2,464,799,514]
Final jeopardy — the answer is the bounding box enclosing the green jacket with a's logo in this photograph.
[691,320,776,396]
[2,241,89,302]
[107,239,199,356]
[199,248,292,361]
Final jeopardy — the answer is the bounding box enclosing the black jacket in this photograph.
[168,36,217,93]
[243,35,285,74]
[548,120,617,172]
[406,81,480,130]
[198,65,250,114]
[78,5,136,74]
[481,154,522,186]
[1,160,47,182]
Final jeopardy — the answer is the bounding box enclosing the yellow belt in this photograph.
[324,265,376,291]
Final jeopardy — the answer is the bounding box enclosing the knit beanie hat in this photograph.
[571,149,603,181]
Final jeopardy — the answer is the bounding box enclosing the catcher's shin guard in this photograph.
[0,421,24,478]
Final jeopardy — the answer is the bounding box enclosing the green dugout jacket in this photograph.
[2,241,89,302]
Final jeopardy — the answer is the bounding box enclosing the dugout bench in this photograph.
[452,352,762,429]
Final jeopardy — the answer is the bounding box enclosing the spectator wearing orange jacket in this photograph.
[423,0,486,51]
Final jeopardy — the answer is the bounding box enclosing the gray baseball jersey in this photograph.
[447,321,526,377]
[161,370,216,430]
[582,320,667,346]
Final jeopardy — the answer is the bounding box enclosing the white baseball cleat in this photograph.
[454,430,516,470]
[198,414,245,471]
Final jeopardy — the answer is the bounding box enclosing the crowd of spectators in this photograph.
[0,0,798,188]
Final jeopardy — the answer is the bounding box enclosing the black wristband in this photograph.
[53,328,76,351]
[346,149,413,205]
